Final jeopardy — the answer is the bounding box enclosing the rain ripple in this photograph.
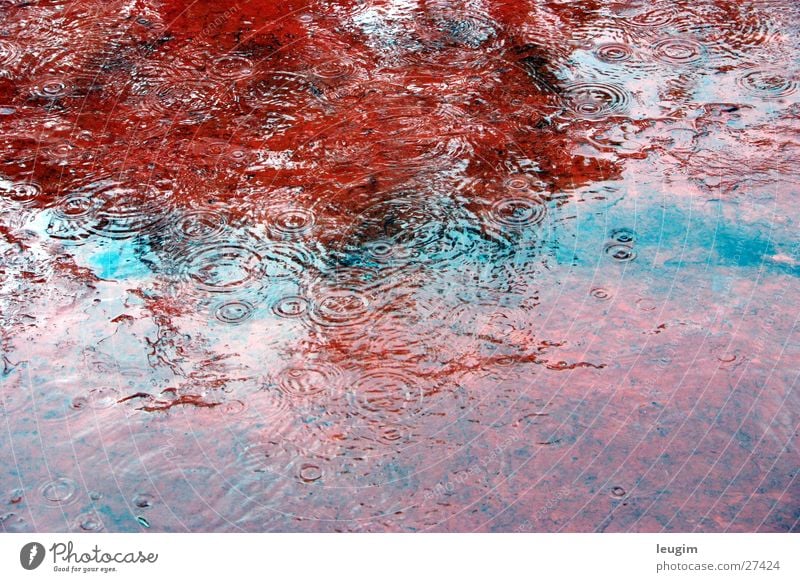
[210,55,255,81]
[175,232,312,297]
[595,43,634,63]
[278,363,345,399]
[39,477,79,507]
[172,209,228,242]
[306,267,386,332]
[47,179,174,241]
[652,37,707,65]
[142,80,225,122]
[737,69,798,100]
[344,193,468,266]
[1,180,42,207]
[0,40,20,68]
[347,368,425,422]
[562,82,632,120]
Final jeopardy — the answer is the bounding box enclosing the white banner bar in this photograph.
[0,534,797,581]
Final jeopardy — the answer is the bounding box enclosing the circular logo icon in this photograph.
[20,542,46,570]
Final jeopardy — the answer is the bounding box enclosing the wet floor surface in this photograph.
[1,0,799,532]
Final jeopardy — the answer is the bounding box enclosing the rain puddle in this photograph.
[1,0,798,532]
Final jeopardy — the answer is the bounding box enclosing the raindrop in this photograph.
[52,194,96,219]
[348,369,424,421]
[605,243,637,262]
[65,179,172,240]
[376,424,410,445]
[245,386,291,423]
[710,339,740,367]
[652,38,706,65]
[34,78,68,98]
[75,512,104,532]
[489,197,547,229]
[0,374,31,416]
[309,289,371,330]
[85,387,120,410]
[211,55,254,80]
[132,493,154,509]
[298,463,322,483]
[173,210,227,241]
[0,40,20,67]
[505,176,531,190]
[40,478,78,505]
[6,488,23,504]
[214,300,255,324]
[46,140,76,161]
[364,240,397,262]
[737,69,797,100]
[311,60,356,79]
[595,43,633,63]
[590,287,611,300]
[36,387,84,423]
[220,400,246,415]
[278,364,344,398]
[136,516,151,528]
[345,195,463,264]
[563,82,631,120]
[272,295,310,319]
[636,298,657,311]
[268,208,316,238]
[180,238,308,294]
[226,148,252,166]
[626,8,675,28]
[305,267,382,332]
[145,80,222,120]
[610,228,636,244]
[70,396,88,410]
[182,245,264,293]
[611,486,626,497]
[1,181,42,206]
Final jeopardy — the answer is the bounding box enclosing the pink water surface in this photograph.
[0,0,798,532]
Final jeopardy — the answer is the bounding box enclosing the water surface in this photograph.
[1,0,798,532]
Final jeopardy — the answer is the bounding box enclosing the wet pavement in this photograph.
[0,0,798,532]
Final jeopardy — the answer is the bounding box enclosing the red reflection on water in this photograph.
[0,0,798,532]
